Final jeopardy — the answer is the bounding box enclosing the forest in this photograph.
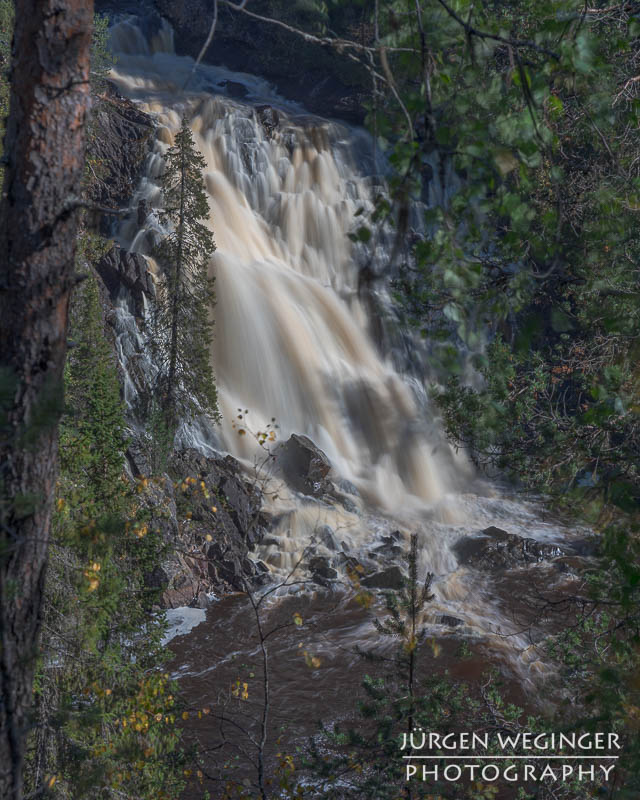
[0,1,639,799]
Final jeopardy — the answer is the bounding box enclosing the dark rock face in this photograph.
[224,80,248,98]
[362,565,406,590]
[87,84,154,224]
[453,526,565,572]
[136,449,269,607]
[170,448,264,550]
[154,0,370,123]
[96,245,155,317]
[278,433,332,497]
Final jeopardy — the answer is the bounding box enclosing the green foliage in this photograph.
[147,117,219,450]
[350,1,640,513]
[91,13,113,94]
[25,265,185,799]
[61,270,128,507]
[345,3,640,796]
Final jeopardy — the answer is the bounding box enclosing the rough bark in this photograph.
[0,2,93,798]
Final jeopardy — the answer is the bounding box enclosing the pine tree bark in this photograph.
[0,2,93,798]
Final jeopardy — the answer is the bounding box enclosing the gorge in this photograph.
[96,10,593,794]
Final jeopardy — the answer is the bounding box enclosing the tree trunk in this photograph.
[0,2,93,798]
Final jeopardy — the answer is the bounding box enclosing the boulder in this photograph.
[453,526,565,572]
[371,542,403,559]
[96,245,155,318]
[437,615,463,628]
[362,566,406,590]
[317,524,338,551]
[278,434,332,497]
[224,80,248,98]
[257,105,280,135]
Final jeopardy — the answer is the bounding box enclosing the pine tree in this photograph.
[61,268,127,510]
[149,117,219,437]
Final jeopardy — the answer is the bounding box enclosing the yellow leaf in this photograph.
[182,711,189,720]
[293,613,303,626]
[495,149,518,176]
[403,635,417,654]
[205,533,213,542]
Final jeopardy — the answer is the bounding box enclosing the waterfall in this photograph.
[109,17,464,514]
[106,18,581,676]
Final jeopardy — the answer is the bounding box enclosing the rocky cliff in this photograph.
[154,0,370,123]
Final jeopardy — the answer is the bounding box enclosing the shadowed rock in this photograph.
[278,433,332,497]
[362,565,406,590]
[97,245,155,317]
[453,526,565,571]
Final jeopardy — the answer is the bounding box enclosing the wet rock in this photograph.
[137,197,149,227]
[372,542,403,558]
[334,552,362,572]
[308,554,338,582]
[314,566,339,582]
[317,524,338,551]
[309,555,329,571]
[224,79,248,98]
[96,245,155,318]
[87,84,154,225]
[437,615,463,628]
[362,566,406,590]
[340,496,359,514]
[192,590,212,609]
[453,526,566,572]
[278,434,332,497]
[335,478,359,496]
[257,104,280,135]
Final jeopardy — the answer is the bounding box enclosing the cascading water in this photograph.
[107,15,585,704]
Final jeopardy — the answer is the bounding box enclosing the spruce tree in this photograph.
[61,268,127,510]
[149,117,219,437]
[28,266,185,799]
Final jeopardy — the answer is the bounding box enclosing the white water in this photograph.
[108,17,585,682]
